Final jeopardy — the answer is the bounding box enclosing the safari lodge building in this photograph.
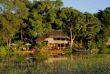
[35,30,69,50]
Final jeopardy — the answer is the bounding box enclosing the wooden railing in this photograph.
[48,40,68,44]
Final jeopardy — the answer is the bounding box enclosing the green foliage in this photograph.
[39,47,48,54]
[63,45,72,54]
[59,7,101,47]
[87,40,96,49]
[14,40,24,46]
[27,0,63,37]
[94,7,110,47]
[0,46,6,58]
[95,39,106,52]
[42,42,48,46]
[94,48,100,54]
[101,48,110,54]
[14,40,26,50]
[72,43,83,49]
[18,45,25,50]
[72,44,79,49]
[0,0,109,55]
[33,42,48,49]
[33,45,40,49]
[0,12,20,43]
[0,45,17,58]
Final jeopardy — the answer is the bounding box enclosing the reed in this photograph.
[0,55,110,74]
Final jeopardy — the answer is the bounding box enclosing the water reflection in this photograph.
[0,53,91,64]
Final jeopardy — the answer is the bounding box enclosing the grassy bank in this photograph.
[0,54,110,74]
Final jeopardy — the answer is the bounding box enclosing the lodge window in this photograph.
[58,44,60,47]
[61,44,64,47]
[54,38,68,40]
[62,38,65,40]
[66,44,68,47]
[58,44,64,47]
[57,38,60,40]
[54,38,57,40]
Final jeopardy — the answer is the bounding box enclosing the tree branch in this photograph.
[78,21,93,32]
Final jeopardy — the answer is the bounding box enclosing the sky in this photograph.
[30,0,110,14]
[62,0,110,14]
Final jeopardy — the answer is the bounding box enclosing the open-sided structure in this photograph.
[35,30,69,50]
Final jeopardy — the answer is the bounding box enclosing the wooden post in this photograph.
[60,44,61,50]
[81,53,84,59]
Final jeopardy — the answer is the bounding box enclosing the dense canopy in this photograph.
[0,0,110,52]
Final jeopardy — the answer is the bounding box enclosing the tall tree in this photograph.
[14,0,29,41]
[27,0,63,41]
[0,11,20,46]
[59,7,101,47]
[82,12,101,49]
[94,7,110,41]
[93,7,110,49]
[0,0,29,46]
[59,7,85,47]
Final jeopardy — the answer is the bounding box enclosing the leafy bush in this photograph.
[72,43,83,49]
[33,45,38,49]
[42,42,48,46]
[0,46,6,58]
[94,48,100,54]
[14,40,24,46]
[101,48,110,54]
[0,46,17,59]
[19,45,26,50]
[72,44,79,49]
[14,40,26,51]
[88,41,96,49]
[63,45,72,54]
[96,39,106,50]
[34,42,48,49]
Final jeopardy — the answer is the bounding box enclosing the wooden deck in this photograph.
[17,50,37,54]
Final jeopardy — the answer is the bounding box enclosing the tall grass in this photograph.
[0,55,110,74]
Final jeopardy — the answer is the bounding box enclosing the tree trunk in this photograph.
[70,29,73,47]
[6,39,8,46]
[81,38,83,48]
[70,34,76,48]
[21,29,23,41]
[8,39,11,47]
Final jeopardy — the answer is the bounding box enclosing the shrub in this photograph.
[19,45,26,50]
[72,44,78,49]
[34,42,48,49]
[94,48,100,54]
[14,40,24,46]
[14,40,26,51]
[63,45,72,54]
[0,46,6,58]
[33,45,39,49]
[96,39,106,51]
[101,48,110,54]
[42,42,48,46]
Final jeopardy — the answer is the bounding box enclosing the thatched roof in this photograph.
[35,30,69,43]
